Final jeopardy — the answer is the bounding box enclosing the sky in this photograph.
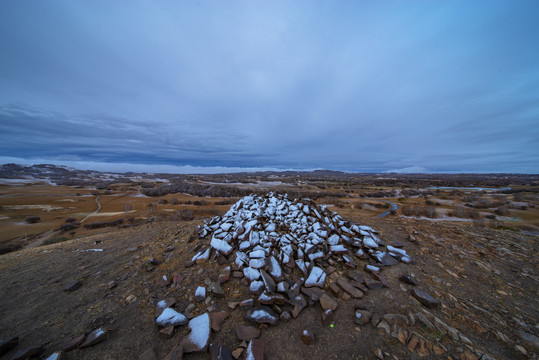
[0,0,538,174]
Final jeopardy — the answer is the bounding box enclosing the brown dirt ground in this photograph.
[0,214,537,360]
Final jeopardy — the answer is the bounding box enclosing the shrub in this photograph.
[41,236,69,246]
[26,216,41,224]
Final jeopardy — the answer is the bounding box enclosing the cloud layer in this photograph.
[0,1,538,173]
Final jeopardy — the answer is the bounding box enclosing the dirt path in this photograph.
[81,196,101,223]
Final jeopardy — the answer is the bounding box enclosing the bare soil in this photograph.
[0,215,537,359]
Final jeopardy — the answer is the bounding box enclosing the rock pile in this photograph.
[195,192,411,294]
[160,193,414,356]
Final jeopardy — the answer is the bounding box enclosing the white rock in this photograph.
[243,267,261,281]
[156,307,188,327]
[304,266,326,288]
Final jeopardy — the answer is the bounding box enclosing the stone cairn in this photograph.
[157,192,413,359]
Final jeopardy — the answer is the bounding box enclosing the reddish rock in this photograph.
[160,326,174,338]
[80,328,107,348]
[301,329,315,345]
[411,288,439,308]
[63,334,86,351]
[243,339,263,360]
[319,293,338,311]
[337,278,363,298]
[210,311,230,332]
[364,278,384,290]
[235,325,261,341]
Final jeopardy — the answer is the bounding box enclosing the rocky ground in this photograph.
[0,194,537,360]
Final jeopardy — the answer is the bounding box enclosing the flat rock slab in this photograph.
[80,328,107,348]
[62,334,86,352]
[319,293,338,311]
[411,288,439,308]
[235,325,261,341]
[337,278,363,298]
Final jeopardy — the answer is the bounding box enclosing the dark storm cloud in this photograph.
[0,0,538,173]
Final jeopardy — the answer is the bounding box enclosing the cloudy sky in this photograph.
[1,1,538,173]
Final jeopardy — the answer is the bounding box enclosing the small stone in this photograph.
[341,292,351,301]
[301,329,315,345]
[156,308,188,327]
[370,313,381,327]
[411,287,439,308]
[80,328,107,348]
[372,347,384,359]
[319,293,338,311]
[376,320,390,334]
[195,286,206,302]
[231,348,243,359]
[126,294,137,303]
[228,302,238,310]
[210,311,229,332]
[210,282,225,297]
[354,310,371,325]
[354,300,367,310]
[515,345,527,356]
[158,274,171,287]
[107,281,117,290]
[399,274,419,286]
[235,325,261,341]
[281,311,292,320]
[290,294,307,318]
[239,299,254,309]
[160,326,175,338]
[364,278,384,290]
[63,280,82,292]
[63,334,86,351]
[337,278,363,298]
[173,273,184,284]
